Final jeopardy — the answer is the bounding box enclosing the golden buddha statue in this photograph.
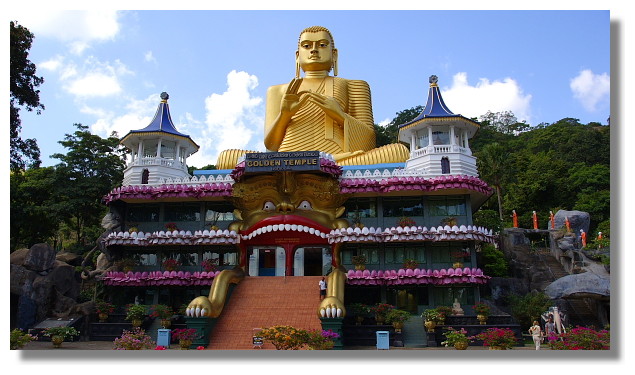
[216,26,409,169]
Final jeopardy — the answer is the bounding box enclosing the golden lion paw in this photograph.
[318,296,346,318]
[186,296,213,317]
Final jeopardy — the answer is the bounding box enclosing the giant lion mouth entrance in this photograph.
[242,215,333,276]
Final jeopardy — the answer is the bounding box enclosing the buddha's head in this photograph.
[296,26,338,76]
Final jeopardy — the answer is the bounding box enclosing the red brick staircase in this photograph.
[206,276,324,349]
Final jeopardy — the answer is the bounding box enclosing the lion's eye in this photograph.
[297,200,312,210]
[263,201,276,211]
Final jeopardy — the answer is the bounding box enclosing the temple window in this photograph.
[427,196,467,217]
[126,204,160,222]
[432,130,449,145]
[382,197,424,217]
[441,157,450,174]
[164,203,202,222]
[141,169,149,184]
[417,131,429,148]
[344,198,377,219]
[384,245,426,266]
[205,202,236,222]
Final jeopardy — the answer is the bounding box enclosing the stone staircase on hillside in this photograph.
[206,276,323,350]
[542,254,569,280]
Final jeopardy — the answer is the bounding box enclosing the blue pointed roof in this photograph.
[121,92,199,149]
[398,75,479,129]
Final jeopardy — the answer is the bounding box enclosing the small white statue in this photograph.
[452,298,464,316]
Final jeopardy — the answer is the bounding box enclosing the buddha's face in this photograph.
[296,31,337,73]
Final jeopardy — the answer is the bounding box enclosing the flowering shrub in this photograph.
[125,304,147,321]
[162,258,181,270]
[441,328,472,347]
[473,302,491,316]
[422,309,440,321]
[95,300,115,315]
[351,254,367,266]
[113,327,154,350]
[172,328,200,341]
[370,303,394,316]
[149,304,173,319]
[259,325,310,350]
[435,306,453,320]
[397,216,416,227]
[306,329,340,350]
[201,258,218,272]
[154,345,167,350]
[43,326,80,341]
[10,329,37,349]
[472,328,517,349]
[403,258,418,269]
[549,326,610,350]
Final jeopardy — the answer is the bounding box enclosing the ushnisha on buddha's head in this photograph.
[295,25,338,77]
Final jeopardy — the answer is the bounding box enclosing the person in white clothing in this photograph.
[529,321,543,350]
[319,277,327,300]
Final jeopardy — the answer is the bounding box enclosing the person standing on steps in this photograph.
[319,277,327,301]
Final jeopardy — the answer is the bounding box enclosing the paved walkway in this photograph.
[20,340,546,350]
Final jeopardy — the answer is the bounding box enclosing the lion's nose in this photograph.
[277,201,294,213]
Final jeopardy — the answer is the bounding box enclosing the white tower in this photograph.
[398,76,480,177]
[120,92,199,186]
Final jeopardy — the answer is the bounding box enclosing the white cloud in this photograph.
[11,10,121,44]
[89,95,158,139]
[57,57,132,98]
[570,69,610,112]
[441,72,533,123]
[66,72,122,97]
[198,70,265,165]
[144,51,156,63]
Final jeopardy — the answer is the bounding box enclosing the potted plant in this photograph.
[149,304,174,328]
[95,300,115,322]
[306,329,340,350]
[473,302,491,325]
[442,327,472,350]
[258,325,309,350]
[472,327,518,350]
[351,254,367,271]
[113,327,155,350]
[162,258,181,271]
[441,216,457,227]
[403,258,418,270]
[385,309,411,332]
[370,303,394,325]
[42,326,79,348]
[422,309,440,332]
[117,258,136,272]
[450,248,470,268]
[165,222,179,231]
[10,329,37,350]
[397,216,416,227]
[172,328,201,350]
[125,304,147,327]
[201,258,218,273]
[348,303,370,325]
[435,306,453,324]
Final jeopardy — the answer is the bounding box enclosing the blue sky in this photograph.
[8,8,613,169]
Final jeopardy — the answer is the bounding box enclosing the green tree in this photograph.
[10,21,44,171]
[507,292,552,329]
[51,124,126,251]
[375,105,423,147]
[476,142,509,221]
[10,167,60,250]
[479,243,509,277]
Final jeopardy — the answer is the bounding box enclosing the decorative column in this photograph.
[449,125,456,145]
[157,138,162,158]
[428,127,434,147]
[410,131,416,152]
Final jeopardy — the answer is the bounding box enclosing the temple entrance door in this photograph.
[248,247,285,276]
[293,246,331,276]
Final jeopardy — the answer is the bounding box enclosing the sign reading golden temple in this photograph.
[244,151,320,173]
